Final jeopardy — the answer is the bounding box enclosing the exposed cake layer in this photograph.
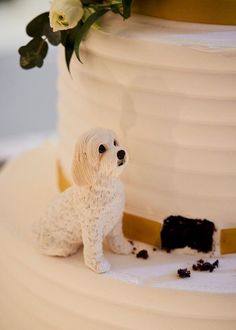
[161,216,216,252]
[58,14,236,228]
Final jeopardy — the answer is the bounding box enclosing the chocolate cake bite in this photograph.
[161,216,216,253]
[177,268,191,279]
[192,259,219,272]
[136,250,149,259]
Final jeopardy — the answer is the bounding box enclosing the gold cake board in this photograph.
[133,0,236,25]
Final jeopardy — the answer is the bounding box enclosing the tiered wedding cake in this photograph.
[0,1,236,329]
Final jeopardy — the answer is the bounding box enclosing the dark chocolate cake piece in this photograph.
[161,215,215,253]
[177,268,191,279]
[192,259,219,272]
[136,249,149,259]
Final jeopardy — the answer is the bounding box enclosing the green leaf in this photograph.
[44,24,61,46]
[122,0,133,19]
[26,12,49,37]
[26,12,61,46]
[18,37,48,69]
[65,46,74,73]
[74,8,108,63]
[63,31,75,72]
[60,31,68,47]
[61,25,80,72]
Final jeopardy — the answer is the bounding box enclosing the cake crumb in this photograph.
[192,259,219,272]
[177,268,191,278]
[129,240,134,246]
[136,249,149,259]
[153,247,157,251]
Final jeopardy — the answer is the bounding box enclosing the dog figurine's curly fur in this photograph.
[33,128,132,273]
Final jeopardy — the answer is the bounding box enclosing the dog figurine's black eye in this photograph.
[99,144,106,153]
[114,140,118,146]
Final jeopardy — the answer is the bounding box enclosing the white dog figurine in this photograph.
[33,128,132,273]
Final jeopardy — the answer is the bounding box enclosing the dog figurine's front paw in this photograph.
[108,237,133,255]
[85,257,111,273]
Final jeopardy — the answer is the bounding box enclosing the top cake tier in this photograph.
[58,14,236,232]
[133,0,236,25]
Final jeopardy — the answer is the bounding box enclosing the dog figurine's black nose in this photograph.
[117,150,126,160]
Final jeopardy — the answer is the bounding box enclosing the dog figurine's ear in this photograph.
[72,138,97,187]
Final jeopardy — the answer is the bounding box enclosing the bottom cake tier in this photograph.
[0,142,235,330]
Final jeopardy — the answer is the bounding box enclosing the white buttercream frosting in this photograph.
[0,144,235,330]
[58,14,236,229]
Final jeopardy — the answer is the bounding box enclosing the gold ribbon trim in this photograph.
[133,0,236,25]
[57,162,236,254]
[220,228,236,254]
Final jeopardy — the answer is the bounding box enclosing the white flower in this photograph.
[49,0,84,32]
